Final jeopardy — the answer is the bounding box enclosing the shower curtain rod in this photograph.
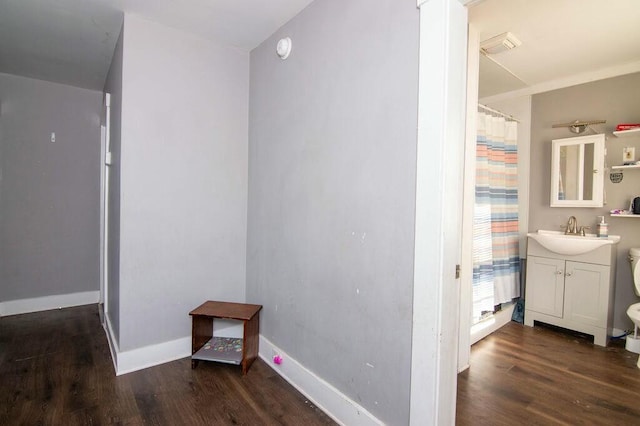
[478,103,520,123]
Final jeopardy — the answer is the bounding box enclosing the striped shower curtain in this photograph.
[472,112,520,323]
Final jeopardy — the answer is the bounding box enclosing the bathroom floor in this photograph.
[457,322,640,425]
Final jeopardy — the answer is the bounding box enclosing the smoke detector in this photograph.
[480,32,522,55]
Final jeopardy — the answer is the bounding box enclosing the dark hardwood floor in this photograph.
[9,305,639,425]
[457,321,640,425]
[0,305,336,425]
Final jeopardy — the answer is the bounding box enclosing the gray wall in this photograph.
[530,72,640,331]
[247,1,419,423]
[0,73,102,302]
[103,24,123,341]
[116,15,249,351]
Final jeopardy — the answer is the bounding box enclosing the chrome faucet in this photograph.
[565,216,578,235]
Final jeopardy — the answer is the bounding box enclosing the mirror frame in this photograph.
[550,134,605,208]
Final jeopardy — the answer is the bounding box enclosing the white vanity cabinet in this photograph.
[524,237,617,346]
[526,256,565,318]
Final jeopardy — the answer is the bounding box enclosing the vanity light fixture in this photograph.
[552,119,606,134]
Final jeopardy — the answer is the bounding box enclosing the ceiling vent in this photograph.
[480,32,522,55]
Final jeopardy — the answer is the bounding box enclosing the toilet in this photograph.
[626,247,640,367]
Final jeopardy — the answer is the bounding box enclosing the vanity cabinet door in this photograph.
[564,261,609,327]
[526,256,565,318]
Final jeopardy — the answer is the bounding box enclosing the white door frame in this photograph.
[100,93,112,318]
[100,124,106,307]
[457,23,480,373]
[410,0,468,424]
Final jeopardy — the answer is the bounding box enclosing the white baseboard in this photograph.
[213,320,243,338]
[0,290,100,317]
[103,313,120,374]
[470,303,516,345]
[102,313,190,376]
[115,336,191,376]
[259,335,382,426]
[100,317,242,377]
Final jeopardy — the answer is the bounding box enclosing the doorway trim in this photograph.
[410,0,468,424]
[100,92,112,320]
[457,23,480,373]
[100,123,106,307]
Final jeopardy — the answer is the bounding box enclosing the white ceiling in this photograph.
[470,0,640,99]
[3,0,639,95]
[0,0,315,90]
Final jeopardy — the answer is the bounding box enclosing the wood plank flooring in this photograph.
[0,305,336,425]
[457,321,640,425]
[7,305,639,425]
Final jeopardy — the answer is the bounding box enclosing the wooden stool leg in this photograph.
[191,316,213,369]
[242,311,260,375]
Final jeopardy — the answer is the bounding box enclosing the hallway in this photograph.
[0,305,335,425]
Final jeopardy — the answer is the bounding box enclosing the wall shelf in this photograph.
[613,127,640,138]
[610,213,640,218]
[611,164,640,169]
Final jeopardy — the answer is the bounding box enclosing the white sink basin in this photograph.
[527,230,621,256]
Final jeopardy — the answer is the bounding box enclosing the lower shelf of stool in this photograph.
[192,336,243,365]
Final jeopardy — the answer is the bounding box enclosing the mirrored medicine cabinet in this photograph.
[550,134,605,207]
